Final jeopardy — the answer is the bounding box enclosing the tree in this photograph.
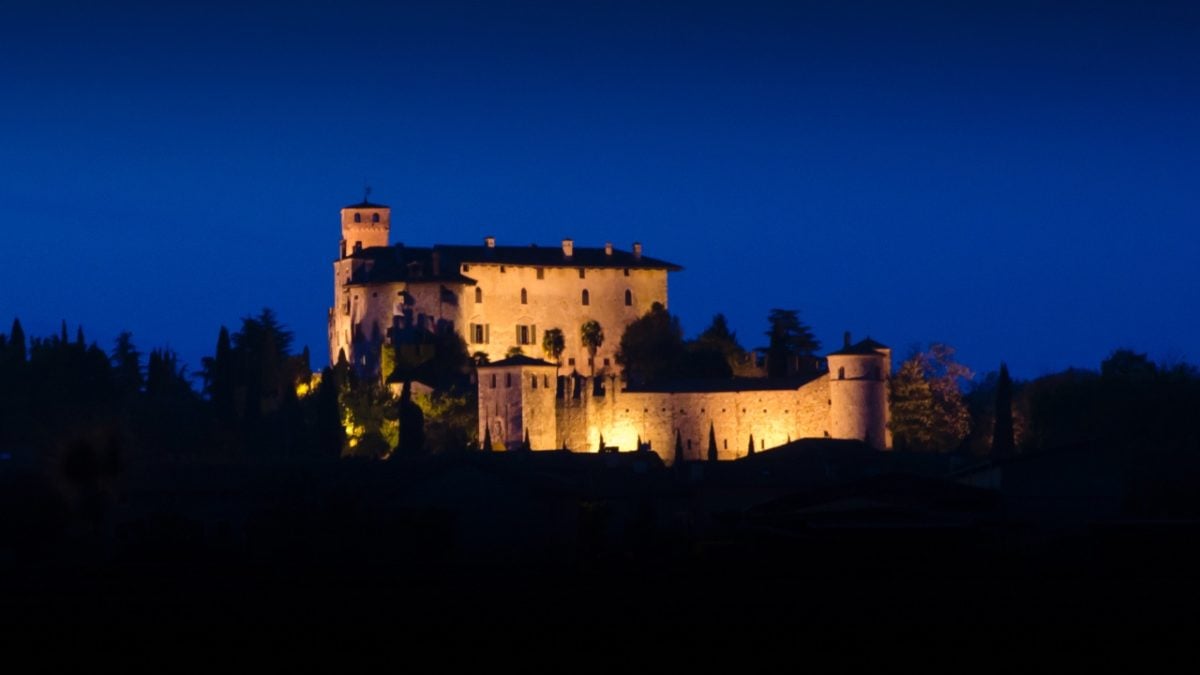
[707,422,718,461]
[765,309,820,377]
[615,303,683,385]
[580,320,604,376]
[674,429,684,466]
[747,434,755,456]
[695,313,746,375]
[992,362,1015,458]
[393,380,425,455]
[542,328,565,376]
[8,318,25,363]
[110,331,143,398]
[482,424,493,452]
[889,344,972,452]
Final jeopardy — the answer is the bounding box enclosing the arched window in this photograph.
[521,288,528,304]
[475,287,483,303]
[354,213,362,223]
[372,213,380,223]
[581,289,590,306]
[624,289,632,306]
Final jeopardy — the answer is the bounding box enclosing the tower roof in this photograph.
[477,354,558,369]
[342,200,390,210]
[828,337,890,356]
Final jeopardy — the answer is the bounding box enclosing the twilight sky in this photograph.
[2,0,1197,382]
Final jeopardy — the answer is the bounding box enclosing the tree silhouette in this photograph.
[765,309,820,377]
[482,423,493,452]
[616,303,684,385]
[747,434,755,456]
[580,320,604,376]
[9,318,25,363]
[110,331,142,398]
[707,422,718,461]
[992,362,1015,458]
[674,429,684,466]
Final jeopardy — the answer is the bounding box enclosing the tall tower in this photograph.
[339,199,391,258]
[827,334,892,450]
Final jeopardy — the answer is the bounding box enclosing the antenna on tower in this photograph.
[363,183,372,203]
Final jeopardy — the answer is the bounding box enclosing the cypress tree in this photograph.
[598,432,605,452]
[10,318,26,363]
[522,429,531,451]
[748,433,755,456]
[707,422,718,462]
[674,429,684,466]
[482,424,493,452]
[992,362,1015,458]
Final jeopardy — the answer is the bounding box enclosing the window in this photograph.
[838,367,845,380]
[354,213,361,223]
[578,268,585,279]
[568,358,576,366]
[500,266,506,273]
[520,288,528,304]
[505,373,512,388]
[624,289,632,306]
[517,324,537,345]
[581,289,590,306]
[372,213,380,223]
[475,287,483,303]
[470,324,488,344]
[462,264,470,272]
[490,374,496,388]
[603,358,610,366]
[531,376,537,389]
[543,375,549,388]
[536,268,544,280]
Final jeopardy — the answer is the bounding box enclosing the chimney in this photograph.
[844,331,852,348]
[604,242,613,256]
[484,236,495,248]
[632,242,642,259]
[562,238,574,258]
[431,250,441,276]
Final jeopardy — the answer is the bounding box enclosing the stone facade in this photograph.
[480,336,893,461]
[328,201,678,378]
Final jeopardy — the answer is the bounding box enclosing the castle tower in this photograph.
[827,334,892,450]
[339,199,391,258]
[476,355,559,451]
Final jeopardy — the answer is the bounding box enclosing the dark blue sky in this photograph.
[2,0,1197,381]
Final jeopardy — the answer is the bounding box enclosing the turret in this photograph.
[826,334,892,450]
[339,200,391,258]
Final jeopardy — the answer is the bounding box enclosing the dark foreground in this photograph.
[4,442,1199,633]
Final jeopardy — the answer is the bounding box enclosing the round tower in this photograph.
[339,199,391,258]
[827,334,891,450]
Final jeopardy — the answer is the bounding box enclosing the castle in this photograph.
[329,199,891,462]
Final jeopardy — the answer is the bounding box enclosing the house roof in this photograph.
[344,246,478,286]
[436,244,682,270]
[478,354,558,369]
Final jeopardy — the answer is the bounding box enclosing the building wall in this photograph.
[828,352,891,449]
[477,364,557,450]
[459,260,668,369]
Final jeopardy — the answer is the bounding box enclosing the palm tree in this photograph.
[580,320,604,376]
[542,327,565,375]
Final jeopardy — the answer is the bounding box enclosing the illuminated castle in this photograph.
[328,199,891,462]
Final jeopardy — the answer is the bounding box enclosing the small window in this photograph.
[521,288,528,304]
[462,264,470,272]
[578,268,586,279]
[581,289,590,306]
[354,213,362,223]
[624,289,632,306]
[531,376,537,389]
[543,375,549,388]
[490,374,496,388]
[500,266,506,273]
[603,358,610,366]
[372,213,380,223]
[838,367,845,380]
[568,358,576,366]
[623,268,630,276]
[536,268,544,280]
[475,287,483,303]
[505,373,512,388]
